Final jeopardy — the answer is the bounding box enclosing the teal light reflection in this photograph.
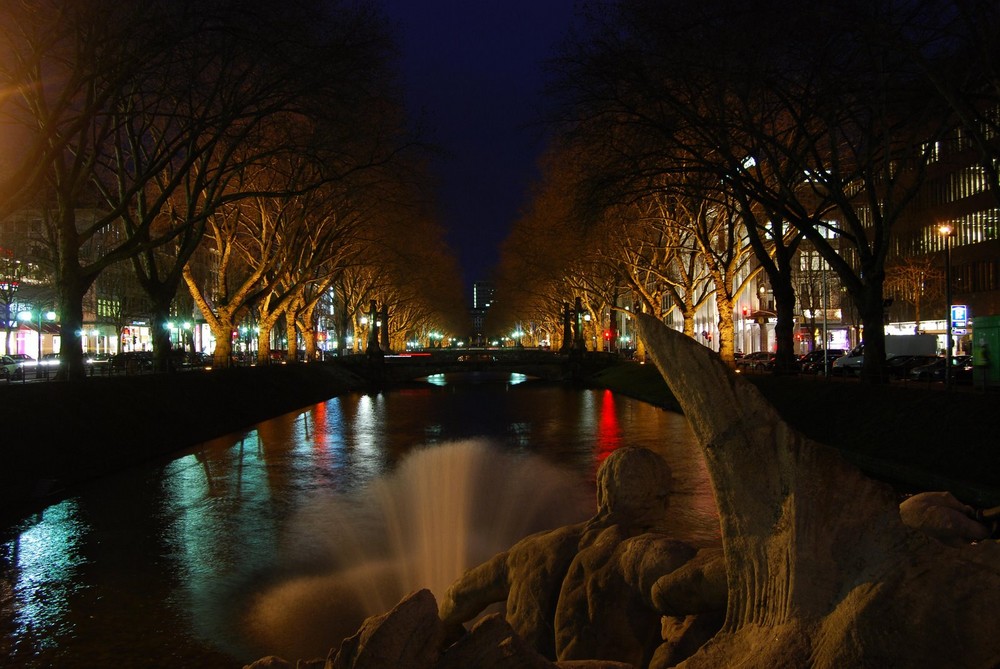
[159,431,282,650]
[425,373,447,386]
[3,499,88,648]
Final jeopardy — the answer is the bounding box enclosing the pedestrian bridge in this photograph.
[340,348,621,384]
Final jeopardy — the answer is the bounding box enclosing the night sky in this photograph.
[379,0,579,298]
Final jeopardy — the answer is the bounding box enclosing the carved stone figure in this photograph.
[440,446,704,665]
[630,311,1000,668]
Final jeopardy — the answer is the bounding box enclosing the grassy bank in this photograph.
[587,362,1000,506]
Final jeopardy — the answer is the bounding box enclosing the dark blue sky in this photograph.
[379,1,579,296]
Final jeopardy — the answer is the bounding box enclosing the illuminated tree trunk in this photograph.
[183,264,256,369]
[257,321,276,366]
[285,314,298,362]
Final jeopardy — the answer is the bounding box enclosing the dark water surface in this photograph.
[0,372,718,667]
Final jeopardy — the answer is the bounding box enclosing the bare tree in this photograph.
[0,0,409,378]
[884,254,944,330]
[255,185,366,365]
[0,0,198,378]
[116,0,403,371]
[553,0,954,381]
[490,142,619,347]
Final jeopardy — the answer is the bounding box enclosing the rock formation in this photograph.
[245,589,637,669]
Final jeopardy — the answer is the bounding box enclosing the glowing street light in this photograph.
[938,223,955,388]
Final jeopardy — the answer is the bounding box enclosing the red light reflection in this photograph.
[311,402,328,451]
[596,389,622,464]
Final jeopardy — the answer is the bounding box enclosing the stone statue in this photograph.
[439,446,706,666]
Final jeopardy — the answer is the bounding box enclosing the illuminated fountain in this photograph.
[237,439,592,660]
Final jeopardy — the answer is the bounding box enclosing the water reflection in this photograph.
[0,378,718,667]
[1,500,87,651]
[424,371,532,388]
[597,389,623,462]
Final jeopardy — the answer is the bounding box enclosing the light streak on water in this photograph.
[2,499,87,652]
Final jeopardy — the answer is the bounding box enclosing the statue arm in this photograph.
[439,553,511,626]
[650,547,728,616]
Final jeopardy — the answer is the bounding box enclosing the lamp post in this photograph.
[758,283,768,352]
[938,223,955,388]
[822,258,829,377]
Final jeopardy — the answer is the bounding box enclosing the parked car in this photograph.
[885,354,940,379]
[110,350,154,373]
[4,353,35,379]
[832,335,939,375]
[177,351,212,369]
[37,352,100,368]
[0,355,23,380]
[40,352,62,367]
[797,349,846,375]
[909,355,974,383]
[739,351,776,372]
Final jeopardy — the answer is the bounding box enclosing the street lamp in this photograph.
[758,283,769,352]
[938,223,955,388]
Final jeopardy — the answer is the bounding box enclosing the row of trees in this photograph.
[0,0,466,379]
[490,0,1000,381]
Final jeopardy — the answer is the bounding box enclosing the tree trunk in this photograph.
[285,315,298,363]
[857,284,889,384]
[297,302,319,362]
[716,298,736,364]
[339,304,350,357]
[210,322,234,368]
[772,279,798,374]
[257,321,273,366]
[55,243,89,381]
[149,298,173,373]
[182,266,239,369]
[56,286,87,381]
[681,306,696,338]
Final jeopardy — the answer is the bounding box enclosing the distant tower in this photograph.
[470,281,495,346]
[473,281,495,310]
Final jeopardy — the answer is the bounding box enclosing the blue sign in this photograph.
[952,304,968,327]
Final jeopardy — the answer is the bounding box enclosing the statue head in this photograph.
[595,447,671,524]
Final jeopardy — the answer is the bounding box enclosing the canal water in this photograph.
[0,372,718,668]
